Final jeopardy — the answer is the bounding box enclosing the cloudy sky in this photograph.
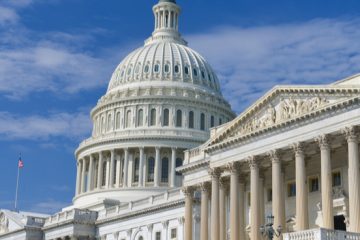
[0,0,360,214]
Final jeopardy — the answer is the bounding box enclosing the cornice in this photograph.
[176,158,209,174]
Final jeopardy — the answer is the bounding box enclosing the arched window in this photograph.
[101,116,105,133]
[211,115,215,128]
[219,118,223,125]
[126,110,131,128]
[138,237,144,240]
[200,113,205,130]
[161,157,169,183]
[137,109,144,127]
[176,158,183,176]
[107,114,112,131]
[147,157,155,182]
[193,68,198,76]
[115,112,120,129]
[189,111,194,129]
[133,158,139,183]
[102,161,107,186]
[184,66,189,75]
[176,110,182,127]
[150,109,157,126]
[163,109,169,126]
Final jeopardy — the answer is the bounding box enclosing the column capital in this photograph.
[226,161,241,174]
[342,126,358,143]
[219,177,229,191]
[155,146,161,151]
[139,146,145,151]
[171,147,177,151]
[182,186,195,198]
[147,223,153,232]
[291,142,305,155]
[110,149,115,154]
[178,216,185,225]
[315,134,330,149]
[198,182,211,193]
[208,167,222,179]
[247,156,259,170]
[267,150,281,163]
[162,220,169,229]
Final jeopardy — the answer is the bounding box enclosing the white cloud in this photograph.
[0,111,92,140]
[30,199,69,214]
[186,18,360,113]
[0,6,18,25]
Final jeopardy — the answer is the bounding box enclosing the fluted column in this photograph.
[183,187,194,240]
[293,142,309,230]
[76,161,81,195]
[316,135,334,229]
[269,150,284,239]
[248,157,260,240]
[200,183,210,240]
[116,152,121,187]
[139,147,145,187]
[227,162,240,240]
[343,126,360,232]
[219,178,227,240]
[123,148,129,187]
[87,155,94,191]
[97,152,103,189]
[105,156,110,188]
[239,177,246,240]
[171,147,177,187]
[209,168,221,240]
[81,158,86,193]
[109,150,115,188]
[155,147,160,187]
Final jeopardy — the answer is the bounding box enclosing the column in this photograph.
[155,147,160,187]
[171,147,177,187]
[292,142,309,230]
[343,126,360,232]
[200,183,210,240]
[81,158,86,193]
[269,150,285,239]
[105,156,110,188]
[97,152,103,189]
[209,168,221,240]
[248,157,260,240]
[227,162,239,240]
[316,135,334,229]
[183,187,194,240]
[219,178,227,240]
[109,150,115,188]
[116,153,121,187]
[239,177,246,240]
[87,155,94,191]
[259,174,265,226]
[75,160,81,195]
[123,148,129,187]
[139,147,145,187]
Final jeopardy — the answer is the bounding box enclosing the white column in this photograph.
[105,156,110,188]
[183,187,194,240]
[248,157,260,240]
[116,153,121,187]
[227,162,239,240]
[269,150,284,239]
[139,147,145,187]
[123,148,129,187]
[210,168,221,240]
[109,150,115,188]
[75,160,81,195]
[87,155,94,191]
[219,179,227,240]
[200,183,210,240]
[97,152,103,189]
[155,147,160,187]
[81,158,86,193]
[171,147,176,187]
[293,142,309,230]
[343,126,360,232]
[239,177,246,240]
[316,135,334,229]
[259,174,265,226]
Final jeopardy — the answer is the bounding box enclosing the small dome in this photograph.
[107,42,221,94]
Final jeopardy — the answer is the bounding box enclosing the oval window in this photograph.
[135,64,140,73]
[184,66,189,75]
[201,71,205,79]
[154,64,160,73]
[193,69,198,76]
[174,65,180,73]
[164,64,170,73]
[127,68,132,75]
[144,65,150,73]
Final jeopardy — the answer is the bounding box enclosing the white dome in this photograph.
[107,41,221,94]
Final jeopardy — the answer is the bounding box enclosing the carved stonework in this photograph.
[0,213,9,234]
[342,126,358,142]
[247,156,259,170]
[208,168,222,179]
[267,149,280,163]
[234,96,330,137]
[291,142,305,155]
[226,161,241,174]
[315,134,330,150]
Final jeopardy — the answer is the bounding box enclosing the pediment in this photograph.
[207,85,360,148]
[0,210,24,235]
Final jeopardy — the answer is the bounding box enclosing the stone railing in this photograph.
[97,188,183,220]
[44,209,97,227]
[25,216,46,227]
[283,228,360,240]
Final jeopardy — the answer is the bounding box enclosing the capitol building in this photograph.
[2,0,360,240]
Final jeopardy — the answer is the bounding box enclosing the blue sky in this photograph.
[0,0,360,214]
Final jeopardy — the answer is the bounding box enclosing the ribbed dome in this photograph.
[107,41,221,94]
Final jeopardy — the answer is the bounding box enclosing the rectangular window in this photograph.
[309,177,319,192]
[171,228,177,239]
[288,182,296,197]
[267,188,272,202]
[156,232,161,240]
[332,171,341,187]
